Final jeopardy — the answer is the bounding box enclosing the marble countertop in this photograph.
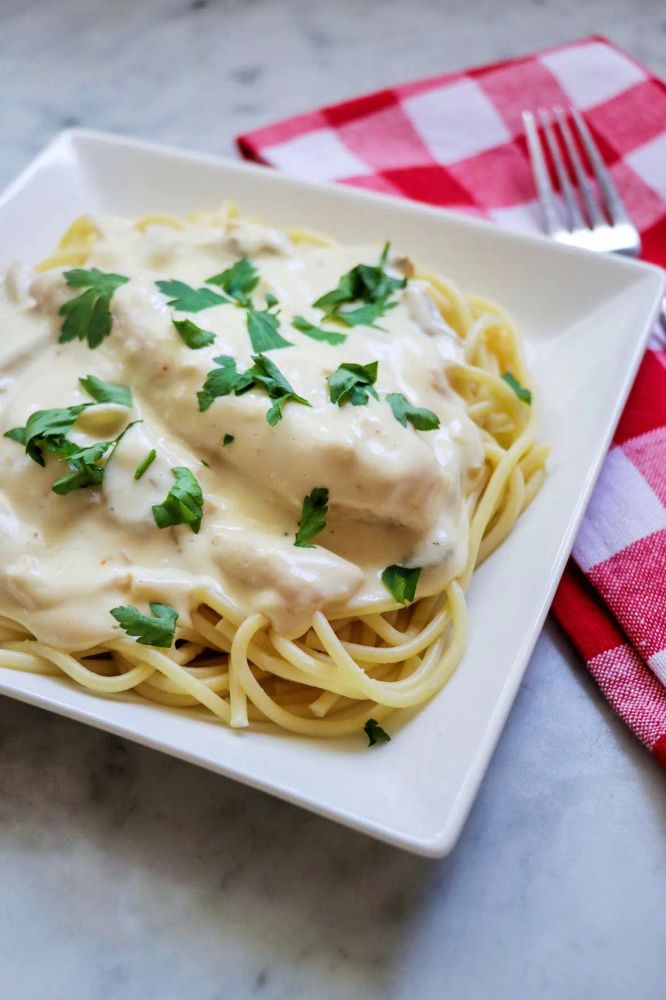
[0,2,664,998]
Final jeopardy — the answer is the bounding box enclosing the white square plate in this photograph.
[0,130,663,856]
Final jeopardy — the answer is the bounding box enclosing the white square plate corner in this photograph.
[0,129,663,857]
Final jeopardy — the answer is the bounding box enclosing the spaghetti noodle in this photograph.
[0,206,546,739]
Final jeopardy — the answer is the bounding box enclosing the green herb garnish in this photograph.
[364,719,391,746]
[294,487,329,548]
[246,307,293,352]
[222,434,234,447]
[152,466,204,534]
[501,372,532,405]
[79,375,133,408]
[110,603,178,648]
[4,402,138,490]
[51,421,140,496]
[51,440,108,494]
[173,318,216,350]
[134,448,157,480]
[381,564,421,605]
[313,243,405,328]
[250,354,310,425]
[292,315,347,346]
[197,353,309,425]
[4,404,91,466]
[328,361,379,407]
[59,268,129,348]
[206,258,259,307]
[156,279,227,313]
[197,355,248,412]
[385,392,440,431]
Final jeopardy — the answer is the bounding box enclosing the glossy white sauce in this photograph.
[0,218,484,649]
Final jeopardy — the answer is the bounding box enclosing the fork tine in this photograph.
[553,107,605,227]
[522,111,561,236]
[570,108,630,225]
[538,109,585,231]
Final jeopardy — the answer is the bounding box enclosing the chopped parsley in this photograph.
[198,353,310,426]
[79,375,133,408]
[152,466,204,534]
[313,243,406,328]
[222,434,235,447]
[328,361,379,407]
[50,421,140,496]
[4,404,91,466]
[246,306,293,352]
[156,279,227,313]
[58,268,129,348]
[206,258,259,307]
[294,487,329,547]
[51,440,107,494]
[134,448,157,480]
[250,354,310,426]
[110,602,178,648]
[381,564,421,605]
[173,318,216,349]
[197,355,249,412]
[4,402,138,493]
[385,392,440,431]
[364,718,391,746]
[501,372,532,405]
[292,315,347,346]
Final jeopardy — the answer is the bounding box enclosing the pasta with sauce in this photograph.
[0,206,547,740]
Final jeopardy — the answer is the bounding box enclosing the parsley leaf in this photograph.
[249,353,310,426]
[381,564,421,604]
[197,353,309,425]
[110,602,178,648]
[152,466,204,534]
[3,427,27,445]
[330,301,398,329]
[134,448,156,480]
[79,375,133,408]
[385,392,440,431]
[59,268,129,348]
[222,434,234,447]
[501,372,532,405]
[246,307,293,352]
[5,403,139,491]
[197,355,246,412]
[294,487,329,547]
[328,361,379,407]
[51,440,108,495]
[206,258,259,307]
[292,315,347,346]
[4,404,91,466]
[313,243,406,327]
[156,279,227,313]
[51,421,141,496]
[173,318,216,350]
[364,718,391,747]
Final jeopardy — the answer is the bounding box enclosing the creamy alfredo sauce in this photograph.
[0,217,484,650]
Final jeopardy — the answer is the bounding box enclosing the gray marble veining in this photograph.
[1,2,665,998]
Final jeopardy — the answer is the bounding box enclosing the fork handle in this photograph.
[659,296,666,338]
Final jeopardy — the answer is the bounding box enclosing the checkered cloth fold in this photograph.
[237,36,666,767]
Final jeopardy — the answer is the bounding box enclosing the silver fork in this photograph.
[523,106,665,329]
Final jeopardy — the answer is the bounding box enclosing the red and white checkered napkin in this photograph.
[237,36,666,766]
